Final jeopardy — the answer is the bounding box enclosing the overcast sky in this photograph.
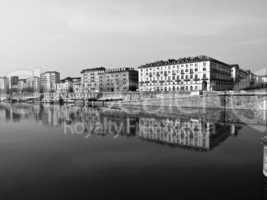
[0,0,267,77]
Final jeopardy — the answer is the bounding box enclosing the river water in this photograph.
[0,103,266,199]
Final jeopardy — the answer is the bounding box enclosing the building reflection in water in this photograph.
[139,117,241,151]
[0,103,244,151]
[263,140,267,199]
[263,141,267,178]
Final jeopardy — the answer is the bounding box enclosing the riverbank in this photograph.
[99,91,267,111]
[2,90,267,111]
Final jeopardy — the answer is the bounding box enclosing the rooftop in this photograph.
[105,67,137,74]
[138,55,231,69]
[81,67,106,73]
[41,71,60,75]
[61,77,81,82]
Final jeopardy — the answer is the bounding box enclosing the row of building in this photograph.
[138,55,265,92]
[0,55,266,95]
[0,104,242,151]
[0,67,138,94]
[0,76,40,93]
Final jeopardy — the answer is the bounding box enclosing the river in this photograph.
[0,103,266,199]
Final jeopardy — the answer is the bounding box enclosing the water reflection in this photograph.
[138,117,242,151]
[0,103,245,151]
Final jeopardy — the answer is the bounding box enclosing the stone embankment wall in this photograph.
[103,92,267,126]
[102,92,267,111]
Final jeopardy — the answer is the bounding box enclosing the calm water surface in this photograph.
[0,103,266,200]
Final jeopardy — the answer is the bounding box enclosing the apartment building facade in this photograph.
[18,79,27,91]
[9,76,19,90]
[56,77,81,93]
[26,76,40,92]
[0,76,9,93]
[99,68,138,92]
[138,56,234,92]
[81,67,138,92]
[81,67,105,92]
[40,71,60,92]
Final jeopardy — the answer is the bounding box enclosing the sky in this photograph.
[0,0,267,78]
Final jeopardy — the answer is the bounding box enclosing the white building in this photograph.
[81,67,105,92]
[26,76,40,92]
[0,76,9,93]
[138,56,234,92]
[262,75,267,84]
[40,71,60,92]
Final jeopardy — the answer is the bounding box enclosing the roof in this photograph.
[105,67,137,74]
[231,64,239,69]
[81,67,106,73]
[41,71,60,75]
[61,77,81,82]
[138,55,231,69]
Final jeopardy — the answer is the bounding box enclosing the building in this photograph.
[72,77,81,87]
[72,77,82,93]
[261,75,267,84]
[99,68,138,92]
[231,65,252,90]
[233,69,264,90]
[9,76,19,90]
[56,77,81,93]
[40,71,60,92]
[17,79,27,91]
[26,76,40,92]
[56,77,73,93]
[80,67,138,93]
[231,64,249,82]
[138,55,235,92]
[0,76,9,93]
[81,67,106,92]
